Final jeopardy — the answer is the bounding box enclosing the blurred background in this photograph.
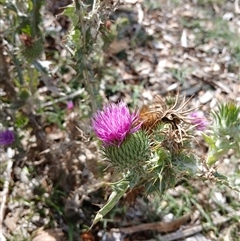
[0,0,240,240]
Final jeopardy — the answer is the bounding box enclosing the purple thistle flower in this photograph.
[0,130,15,146]
[67,100,74,110]
[92,101,142,146]
[189,111,208,131]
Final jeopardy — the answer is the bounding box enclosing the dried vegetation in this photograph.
[1,0,240,240]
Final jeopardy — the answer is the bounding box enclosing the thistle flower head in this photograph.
[0,130,15,146]
[189,111,208,131]
[92,101,141,146]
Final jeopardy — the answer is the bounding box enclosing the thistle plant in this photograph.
[91,101,150,178]
[203,102,240,166]
[91,97,199,226]
[91,98,240,227]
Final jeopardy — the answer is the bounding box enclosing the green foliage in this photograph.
[1,0,240,238]
[21,39,44,62]
[212,102,240,134]
[197,0,225,5]
[143,0,162,10]
[63,0,111,113]
[15,111,29,128]
[103,130,150,173]
[91,179,129,228]
[0,0,113,145]
[169,67,192,84]
[204,102,240,165]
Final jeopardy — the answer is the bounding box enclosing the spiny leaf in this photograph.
[90,179,130,228]
[202,133,216,148]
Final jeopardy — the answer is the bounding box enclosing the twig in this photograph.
[132,3,144,40]
[0,149,14,239]
[152,211,240,241]
[91,0,97,14]
[156,216,229,241]
[41,88,85,107]
[235,0,240,14]
[0,37,16,98]
[112,210,240,241]
[114,213,191,234]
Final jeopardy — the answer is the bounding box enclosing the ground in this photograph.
[0,0,240,241]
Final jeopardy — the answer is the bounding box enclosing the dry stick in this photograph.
[235,0,240,14]
[0,151,13,239]
[151,211,240,241]
[114,210,240,241]
[41,88,85,107]
[156,216,230,241]
[0,39,16,98]
[117,213,191,234]
[132,2,144,41]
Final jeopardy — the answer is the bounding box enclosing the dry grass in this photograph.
[1,0,240,240]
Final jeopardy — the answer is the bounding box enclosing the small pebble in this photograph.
[199,90,214,104]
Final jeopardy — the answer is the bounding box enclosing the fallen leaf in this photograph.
[106,39,129,54]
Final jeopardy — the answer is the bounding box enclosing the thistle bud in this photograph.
[103,130,150,172]
[20,34,43,61]
[91,101,150,172]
